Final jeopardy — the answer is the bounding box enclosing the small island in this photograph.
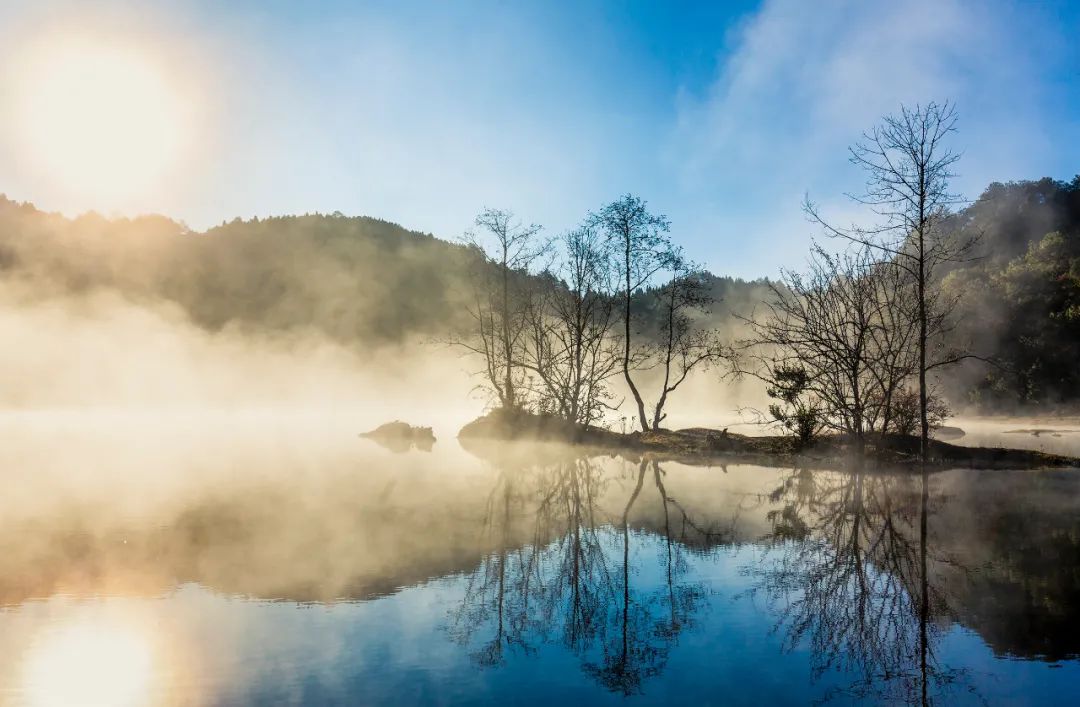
[459,408,1080,471]
[360,421,436,453]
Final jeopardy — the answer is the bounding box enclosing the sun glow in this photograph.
[20,617,156,707]
[10,36,192,203]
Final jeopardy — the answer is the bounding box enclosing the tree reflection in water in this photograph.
[449,456,725,694]
[450,452,990,703]
[754,462,979,705]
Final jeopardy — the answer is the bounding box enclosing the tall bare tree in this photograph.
[594,195,672,432]
[806,101,974,463]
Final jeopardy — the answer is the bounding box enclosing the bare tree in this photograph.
[455,208,546,409]
[520,224,622,426]
[742,245,887,454]
[806,101,975,463]
[863,259,921,441]
[644,252,728,430]
[742,242,952,455]
[594,195,673,431]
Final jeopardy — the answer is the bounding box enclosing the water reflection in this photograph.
[444,451,982,703]
[930,468,1080,662]
[21,617,154,707]
[442,448,1080,703]
[0,427,1078,704]
[450,457,722,694]
[753,464,972,704]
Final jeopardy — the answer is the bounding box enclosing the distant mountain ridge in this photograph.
[0,196,773,348]
[0,198,476,345]
[1,176,1078,408]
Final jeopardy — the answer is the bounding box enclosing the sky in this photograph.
[0,0,1077,278]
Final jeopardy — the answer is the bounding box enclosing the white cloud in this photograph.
[667,0,1072,276]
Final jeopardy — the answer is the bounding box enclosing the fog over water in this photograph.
[1,416,1079,705]
[950,416,1080,457]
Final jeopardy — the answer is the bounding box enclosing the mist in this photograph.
[0,280,472,419]
[0,0,1079,703]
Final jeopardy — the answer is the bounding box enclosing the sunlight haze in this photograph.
[9,34,195,205]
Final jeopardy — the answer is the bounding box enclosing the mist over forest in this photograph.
[1,174,1077,414]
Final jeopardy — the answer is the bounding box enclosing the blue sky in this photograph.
[0,0,1077,277]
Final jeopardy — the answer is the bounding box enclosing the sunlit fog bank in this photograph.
[0,279,479,427]
[0,409,490,606]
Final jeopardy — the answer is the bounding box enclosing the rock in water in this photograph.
[360,421,436,453]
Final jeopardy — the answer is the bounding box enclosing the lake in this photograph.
[0,412,1078,706]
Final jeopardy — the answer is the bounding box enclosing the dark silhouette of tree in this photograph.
[593,195,673,431]
[806,102,975,464]
[520,224,623,425]
[741,244,928,453]
[764,365,827,448]
[455,208,547,410]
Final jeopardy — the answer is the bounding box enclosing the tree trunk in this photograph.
[622,231,649,431]
[919,461,930,706]
[651,277,677,430]
[502,248,515,409]
[918,214,929,465]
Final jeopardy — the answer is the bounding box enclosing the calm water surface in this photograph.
[0,413,1078,706]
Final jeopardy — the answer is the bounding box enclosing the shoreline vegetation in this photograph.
[456,408,1080,472]
[441,105,1080,476]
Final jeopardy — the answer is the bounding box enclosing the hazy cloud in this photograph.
[667,0,1078,275]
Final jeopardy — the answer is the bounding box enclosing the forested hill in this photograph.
[0,198,768,349]
[941,177,1080,408]
[1,176,1078,409]
[0,200,477,345]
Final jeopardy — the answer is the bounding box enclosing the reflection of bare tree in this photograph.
[588,460,720,694]
[754,465,975,705]
[449,469,534,666]
[585,459,654,692]
[450,456,721,695]
[531,457,617,652]
[651,461,723,636]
